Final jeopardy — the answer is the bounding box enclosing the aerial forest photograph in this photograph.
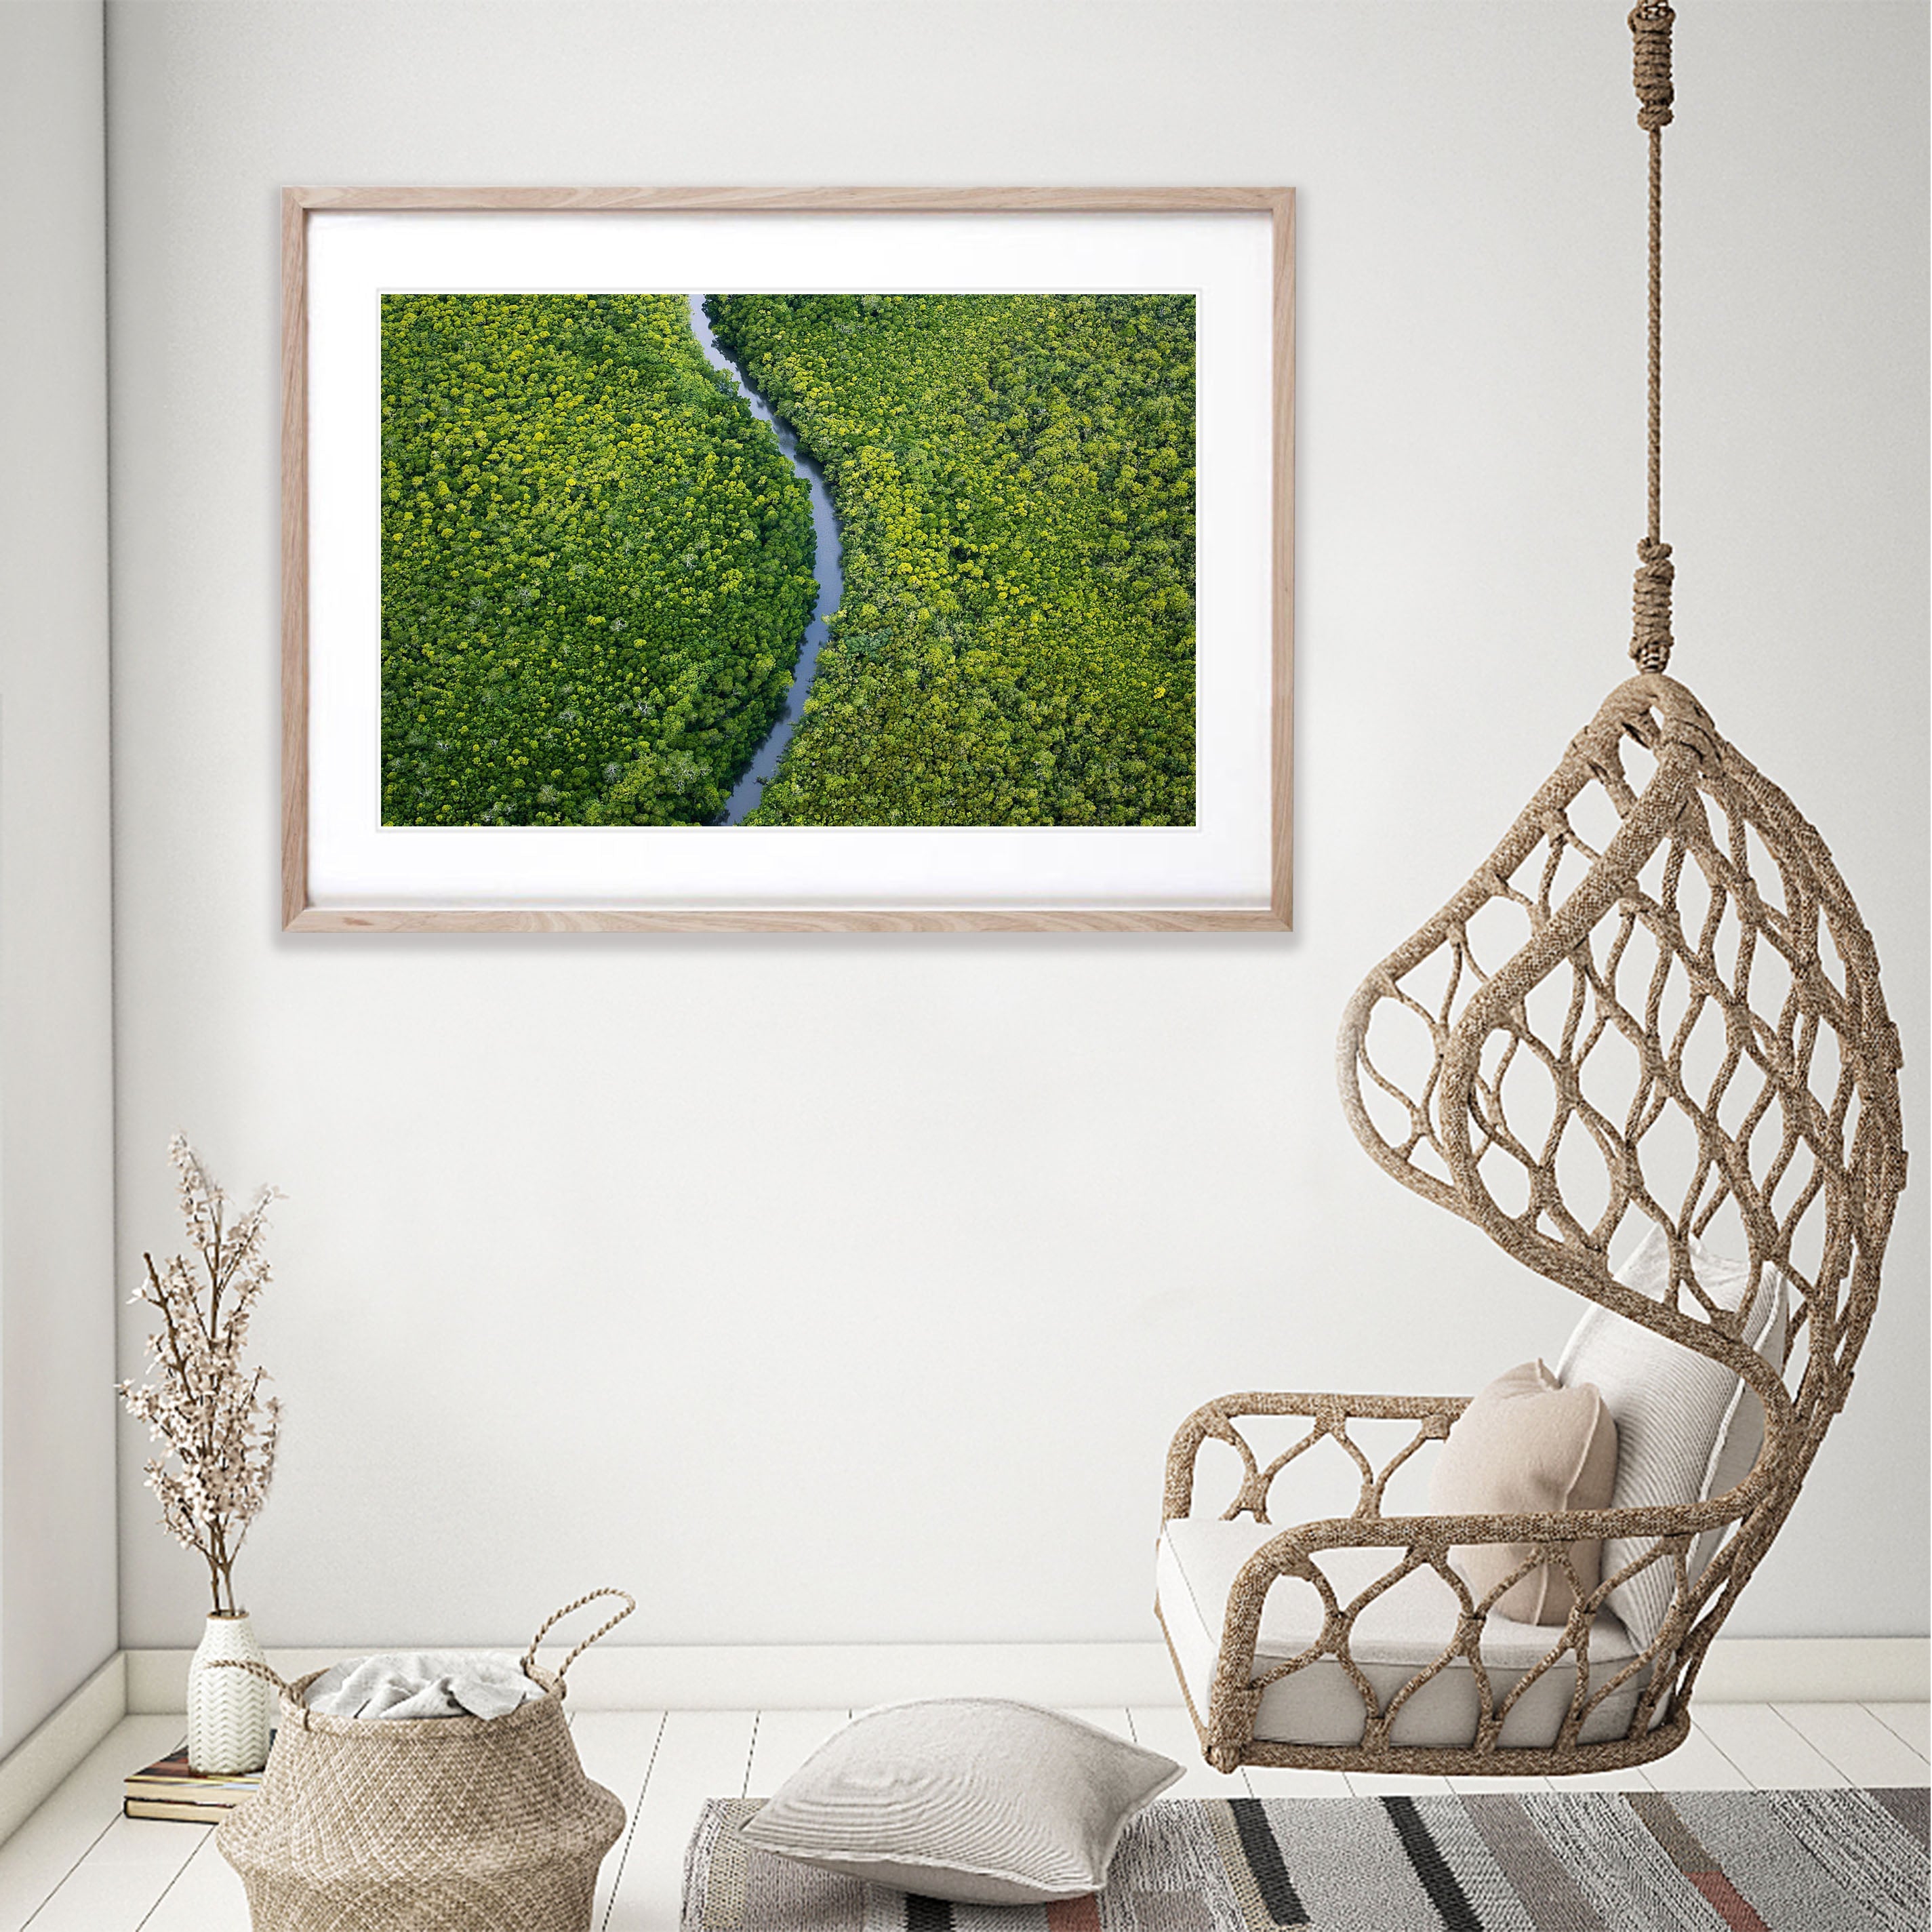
[380,289,1196,829]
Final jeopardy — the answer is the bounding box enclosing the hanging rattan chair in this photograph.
[1156,672,1906,1776]
[1153,6,1906,1778]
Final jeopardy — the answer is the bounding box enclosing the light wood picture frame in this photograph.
[282,187,1293,932]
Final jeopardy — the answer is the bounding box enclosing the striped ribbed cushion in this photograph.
[1557,1224,1789,1649]
[736,1700,1182,1906]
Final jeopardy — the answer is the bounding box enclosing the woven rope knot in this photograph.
[1630,1,1675,130]
[1630,538,1674,671]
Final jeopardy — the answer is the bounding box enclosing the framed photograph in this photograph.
[283,188,1293,931]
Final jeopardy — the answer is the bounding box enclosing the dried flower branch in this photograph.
[119,1135,284,1616]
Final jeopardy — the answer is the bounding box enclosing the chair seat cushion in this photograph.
[1156,1517,1647,1751]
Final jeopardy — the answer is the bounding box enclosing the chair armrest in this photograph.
[1196,1502,1752,1766]
[1209,1487,1768,1708]
[1163,1390,1470,1525]
[1250,1494,1760,1563]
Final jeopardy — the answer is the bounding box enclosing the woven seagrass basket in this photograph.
[214,1590,632,1932]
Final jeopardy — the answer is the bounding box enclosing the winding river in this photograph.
[685,295,843,826]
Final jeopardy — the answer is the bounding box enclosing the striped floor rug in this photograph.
[682,1788,1928,1931]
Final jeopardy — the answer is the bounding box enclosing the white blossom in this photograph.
[118,1135,283,1616]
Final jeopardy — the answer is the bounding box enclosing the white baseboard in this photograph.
[123,1641,1183,1715]
[0,1654,126,1844]
[1690,1637,1928,1704]
[123,1634,1928,1716]
[125,1647,344,1718]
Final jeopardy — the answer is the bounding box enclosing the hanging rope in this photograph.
[1629,1,1676,672]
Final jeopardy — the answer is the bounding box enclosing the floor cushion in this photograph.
[737,1699,1181,1904]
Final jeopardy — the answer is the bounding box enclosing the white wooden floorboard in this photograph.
[18,1816,203,1932]
[573,1712,670,1802]
[568,1712,667,1932]
[1775,1702,1932,1788]
[1447,1774,1552,1794]
[1638,1720,1753,1790]
[745,1710,849,1796]
[1126,1706,1250,1798]
[1866,1702,1932,1763]
[603,1710,755,1932]
[1241,1763,1354,1797]
[0,1716,182,1932]
[1557,1765,1657,1791]
[1693,1703,1847,1788]
[133,1830,247,1932]
[1343,1770,1457,1796]
[1129,1704,1415,1796]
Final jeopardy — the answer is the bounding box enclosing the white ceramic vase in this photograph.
[186,1611,273,1775]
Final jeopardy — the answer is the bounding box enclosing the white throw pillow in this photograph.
[1556,1224,1789,1649]
[736,1699,1181,1905]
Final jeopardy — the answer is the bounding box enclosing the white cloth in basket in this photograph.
[303,1652,546,1721]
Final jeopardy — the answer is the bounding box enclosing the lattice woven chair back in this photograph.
[1339,671,1906,1695]
[1152,5,1906,1782]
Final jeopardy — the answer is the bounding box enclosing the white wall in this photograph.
[108,1,1927,1654]
[0,1,119,1750]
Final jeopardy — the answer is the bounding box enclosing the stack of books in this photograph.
[123,1744,268,1824]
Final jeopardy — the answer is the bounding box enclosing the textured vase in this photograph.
[188,1611,273,1775]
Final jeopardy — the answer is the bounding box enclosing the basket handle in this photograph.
[205,1657,297,1698]
[521,1588,635,1692]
